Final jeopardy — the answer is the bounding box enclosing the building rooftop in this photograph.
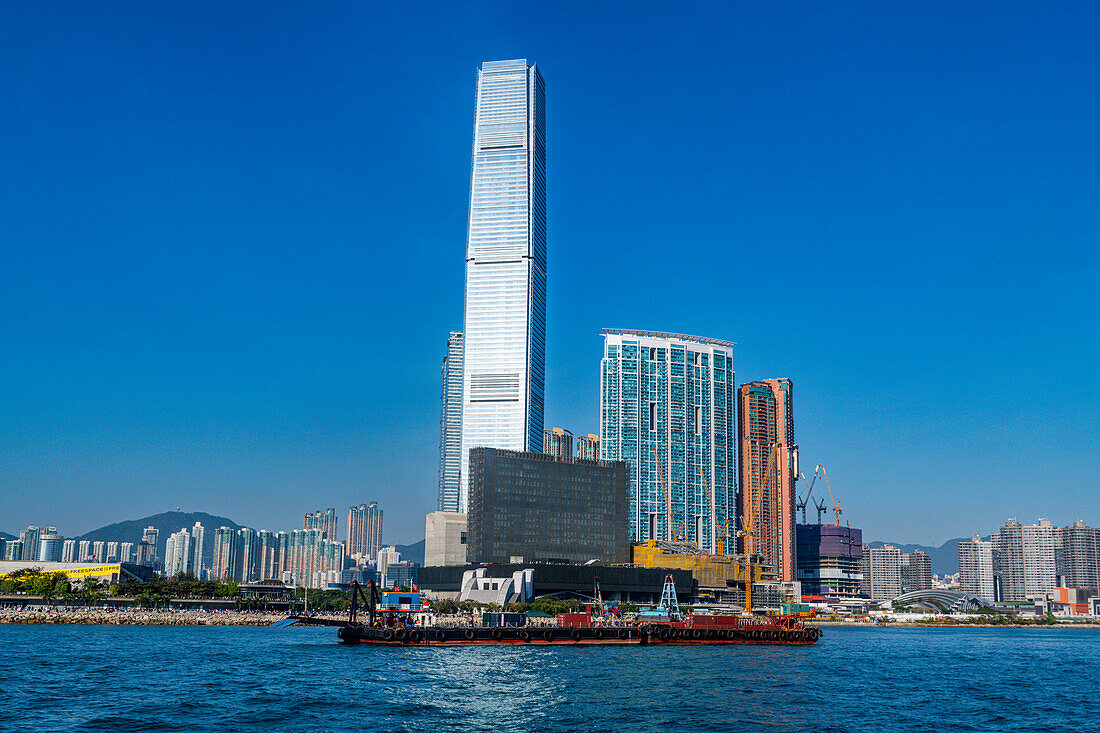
[602,329,735,348]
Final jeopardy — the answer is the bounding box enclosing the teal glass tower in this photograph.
[600,329,736,553]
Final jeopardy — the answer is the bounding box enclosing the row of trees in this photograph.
[0,568,106,605]
[115,572,239,600]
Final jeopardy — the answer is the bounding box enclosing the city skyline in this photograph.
[2,4,1097,545]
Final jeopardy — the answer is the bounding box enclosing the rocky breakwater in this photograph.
[0,607,286,626]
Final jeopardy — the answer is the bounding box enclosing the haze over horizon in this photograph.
[2,2,1097,547]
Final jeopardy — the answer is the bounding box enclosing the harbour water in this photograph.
[4,624,1098,732]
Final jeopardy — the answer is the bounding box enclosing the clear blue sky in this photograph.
[2,2,1097,546]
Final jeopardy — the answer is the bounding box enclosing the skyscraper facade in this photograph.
[993,518,1056,602]
[347,502,383,561]
[459,59,547,512]
[190,522,205,577]
[212,527,238,581]
[466,447,630,565]
[237,527,258,583]
[543,427,573,460]
[600,330,736,554]
[901,550,932,592]
[36,528,62,563]
[860,544,902,601]
[19,526,42,562]
[958,535,995,599]
[1056,520,1099,592]
[576,434,600,461]
[304,508,337,540]
[738,379,797,582]
[165,528,193,576]
[257,530,277,581]
[438,331,464,512]
[796,523,864,597]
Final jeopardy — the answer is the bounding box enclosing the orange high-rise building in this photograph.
[738,379,797,582]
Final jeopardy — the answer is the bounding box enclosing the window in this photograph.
[460,532,467,544]
[649,401,657,430]
[693,352,701,366]
[649,347,656,360]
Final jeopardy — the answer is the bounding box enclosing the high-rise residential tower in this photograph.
[304,508,337,540]
[347,502,383,561]
[543,427,573,460]
[861,544,902,601]
[958,535,995,599]
[1056,520,1099,592]
[438,331,464,512]
[901,551,933,592]
[190,522,205,577]
[577,434,600,461]
[459,59,547,512]
[212,527,238,581]
[993,518,1056,601]
[738,379,798,582]
[600,330,735,554]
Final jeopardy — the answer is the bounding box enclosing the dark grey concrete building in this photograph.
[467,448,630,564]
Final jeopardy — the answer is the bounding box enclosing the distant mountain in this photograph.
[0,531,15,542]
[867,537,985,576]
[78,511,243,571]
[396,539,424,566]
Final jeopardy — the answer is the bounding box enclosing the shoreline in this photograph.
[0,607,291,626]
[3,607,1099,629]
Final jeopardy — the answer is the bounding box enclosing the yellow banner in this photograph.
[0,564,121,580]
[60,564,121,579]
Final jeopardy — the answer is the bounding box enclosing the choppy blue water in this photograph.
[3,624,1098,732]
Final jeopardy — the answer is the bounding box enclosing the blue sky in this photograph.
[2,2,1097,545]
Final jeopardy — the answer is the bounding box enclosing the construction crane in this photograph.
[653,446,675,542]
[798,467,829,524]
[740,442,778,615]
[819,464,843,526]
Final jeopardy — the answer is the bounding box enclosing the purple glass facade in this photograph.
[796,523,864,597]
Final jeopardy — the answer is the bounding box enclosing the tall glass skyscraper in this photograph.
[438,331,464,512]
[600,329,736,554]
[459,59,547,511]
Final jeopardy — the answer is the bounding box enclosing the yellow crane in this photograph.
[652,446,674,542]
[741,442,778,615]
[817,463,842,526]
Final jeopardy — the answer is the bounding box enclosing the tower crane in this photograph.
[798,466,829,524]
[819,464,843,526]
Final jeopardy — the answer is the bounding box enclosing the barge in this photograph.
[298,578,821,647]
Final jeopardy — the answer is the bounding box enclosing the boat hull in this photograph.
[336,624,820,646]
